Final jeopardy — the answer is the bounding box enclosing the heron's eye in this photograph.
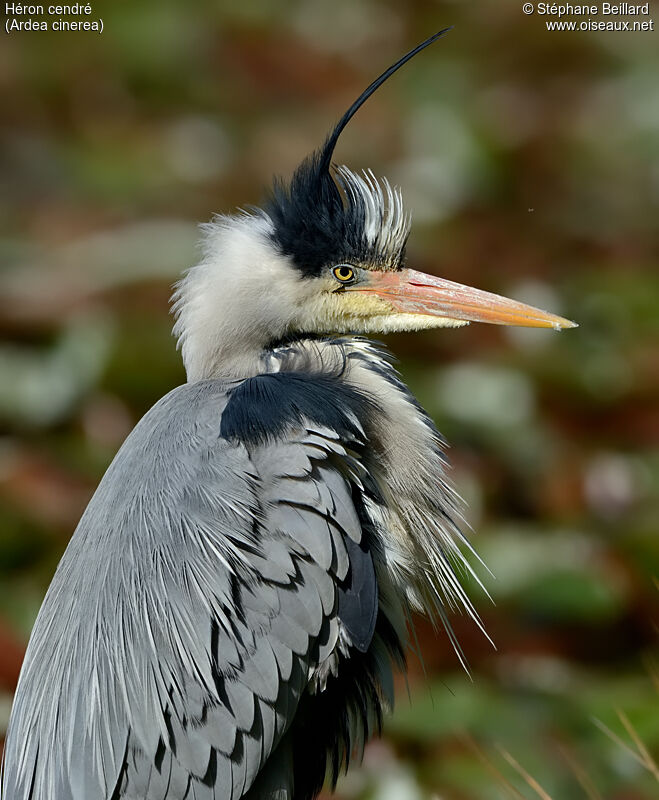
[332,265,355,284]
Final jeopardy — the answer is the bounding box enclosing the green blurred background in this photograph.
[1,1,658,798]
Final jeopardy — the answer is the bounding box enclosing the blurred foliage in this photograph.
[1,1,658,798]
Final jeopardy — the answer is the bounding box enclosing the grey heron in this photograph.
[1,29,576,800]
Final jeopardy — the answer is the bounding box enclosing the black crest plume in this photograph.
[266,28,453,277]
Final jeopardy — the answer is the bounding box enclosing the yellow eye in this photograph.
[332,265,355,284]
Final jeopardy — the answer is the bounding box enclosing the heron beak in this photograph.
[356,268,577,329]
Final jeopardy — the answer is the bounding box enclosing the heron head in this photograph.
[266,156,576,338]
[262,27,575,339]
[173,30,575,381]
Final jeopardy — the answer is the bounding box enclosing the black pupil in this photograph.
[337,267,352,280]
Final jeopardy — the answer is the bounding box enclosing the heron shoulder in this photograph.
[220,366,376,448]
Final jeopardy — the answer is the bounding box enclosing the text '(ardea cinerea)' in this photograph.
[1,29,576,800]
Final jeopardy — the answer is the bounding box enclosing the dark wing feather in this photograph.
[337,537,378,653]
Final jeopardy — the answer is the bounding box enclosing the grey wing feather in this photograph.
[242,735,293,800]
[1,378,365,800]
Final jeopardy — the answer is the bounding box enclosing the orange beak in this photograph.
[355,268,577,329]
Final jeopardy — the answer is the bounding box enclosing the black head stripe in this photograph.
[265,29,452,277]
